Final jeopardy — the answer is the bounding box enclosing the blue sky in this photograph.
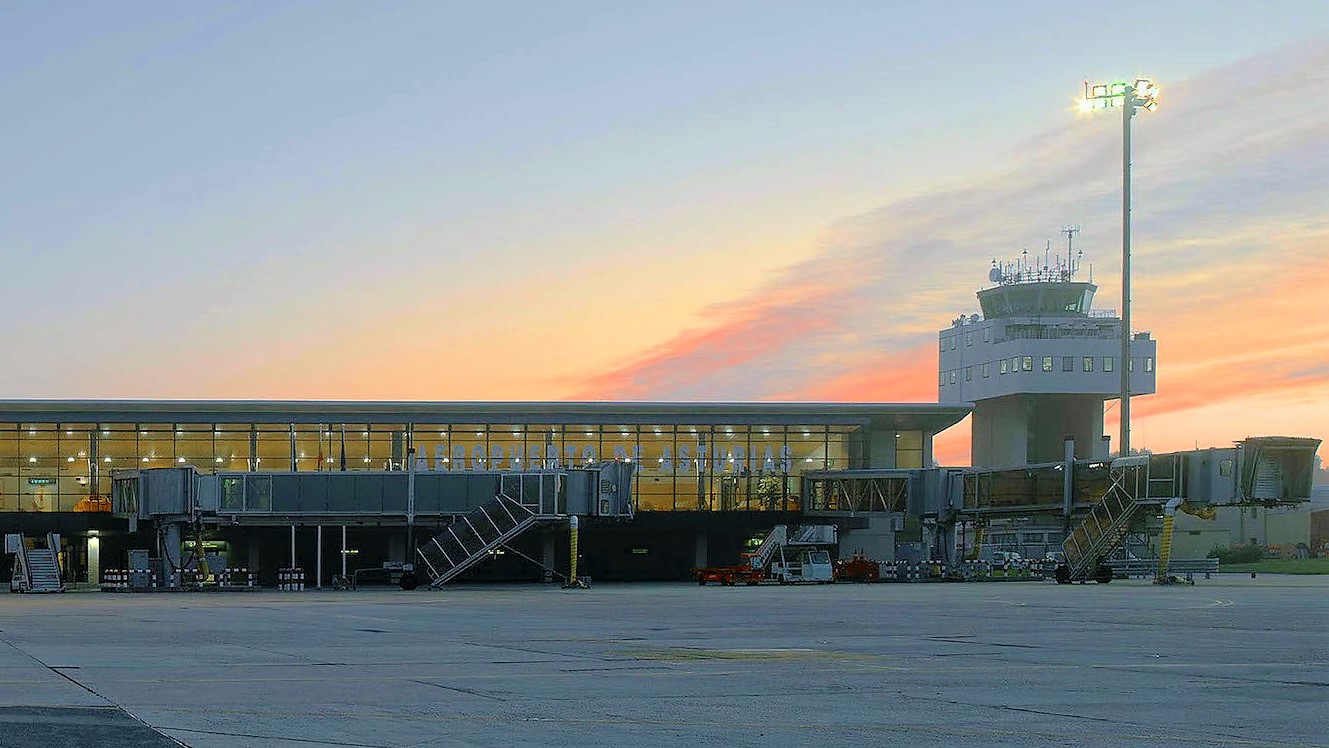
[1,3,1327,465]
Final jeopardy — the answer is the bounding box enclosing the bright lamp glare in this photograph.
[1079,98,1094,112]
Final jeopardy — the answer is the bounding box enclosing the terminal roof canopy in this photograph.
[0,400,971,432]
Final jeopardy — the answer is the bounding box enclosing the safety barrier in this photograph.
[278,567,306,591]
[180,567,258,588]
[868,559,1052,583]
[99,568,158,591]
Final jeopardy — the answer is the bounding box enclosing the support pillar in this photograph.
[290,525,296,569]
[163,523,183,584]
[406,448,416,558]
[694,533,707,569]
[87,535,101,585]
[1062,437,1076,518]
[542,531,556,584]
[316,525,323,589]
[340,525,347,577]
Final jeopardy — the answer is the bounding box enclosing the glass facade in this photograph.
[0,418,928,513]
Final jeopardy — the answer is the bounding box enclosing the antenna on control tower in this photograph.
[1061,225,1081,278]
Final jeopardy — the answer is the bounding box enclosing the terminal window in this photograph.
[1083,356,1094,372]
[1041,356,1053,372]
[1022,356,1033,372]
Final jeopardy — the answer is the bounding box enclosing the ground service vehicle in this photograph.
[693,524,838,586]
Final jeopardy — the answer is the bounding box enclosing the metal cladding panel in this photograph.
[353,474,384,513]
[464,474,499,512]
[594,461,636,516]
[197,474,219,512]
[383,475,408,512]
[1183,448,1238,505]
[414,474,442,513]
[328,476,355,512]
[271,475,301,513]
[301,475,330,513]
[565,471,592,515]
[143,468,190,515]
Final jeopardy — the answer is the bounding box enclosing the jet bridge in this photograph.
[109,462,635,588]
[797,436,1320,577]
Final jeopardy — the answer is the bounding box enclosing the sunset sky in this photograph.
[2,2,1326,465]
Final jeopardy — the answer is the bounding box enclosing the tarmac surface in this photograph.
[0,576,1326,748]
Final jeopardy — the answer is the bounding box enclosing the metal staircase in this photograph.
[6,533,64,593]
[1061,457,1156,583]
[416,487,562,588]
[742,524,840,572]
[744,525,788,570]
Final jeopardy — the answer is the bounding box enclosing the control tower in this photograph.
[939,235,1156,467]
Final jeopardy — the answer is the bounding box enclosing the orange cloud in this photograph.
[552,41,1329,470]
[784,343,940,402]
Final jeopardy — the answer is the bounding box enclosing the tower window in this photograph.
[965,366,973,382]
[1022,356,1033,372]
[940,372,946,386]
[1127,357,1135,372]
[1010,356,1020,372]
[1145,356,1154,372]
[950,370,957,384]
[965,332,973,346]
[983,329,990,342]
[1000,360,1008,375]
[1041,356,1053,372]
[1062,356,1074,372]
[1083,356,1094,372]
[1104,357,1115,373]
[981,363,990,378]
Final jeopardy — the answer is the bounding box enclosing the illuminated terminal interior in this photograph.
[0,401,965,514]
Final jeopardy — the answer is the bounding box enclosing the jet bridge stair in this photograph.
[1060,484,1143,582]
[416,493,560,589]
[5,533,64,593]
[1059,456,1161,583]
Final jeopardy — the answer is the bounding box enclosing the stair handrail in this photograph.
[11,535,31,592]
[44,532,63,590]
[1064,459,1150,579]
[745,525,787,571]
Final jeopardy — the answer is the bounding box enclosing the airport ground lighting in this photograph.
[1080,78,1159,457]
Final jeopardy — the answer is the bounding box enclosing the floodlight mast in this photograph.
[1080,78,1158,458]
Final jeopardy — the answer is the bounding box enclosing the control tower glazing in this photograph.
[939,249,1156,467]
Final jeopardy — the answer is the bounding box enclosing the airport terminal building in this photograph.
[0,400,969,584]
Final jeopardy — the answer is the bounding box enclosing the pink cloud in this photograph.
[559,40,1329,466]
